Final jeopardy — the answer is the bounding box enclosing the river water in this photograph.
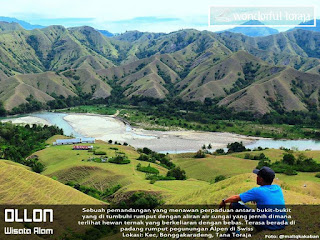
[4,112,320,152]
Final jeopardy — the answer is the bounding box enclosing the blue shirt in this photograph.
[240,185,287,230]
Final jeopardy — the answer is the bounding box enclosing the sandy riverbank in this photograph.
[63,114,261,153]
[1,116,51,126]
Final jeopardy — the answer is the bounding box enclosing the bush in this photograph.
[215,175,226,183]
[166,167,186,180]
[142,147,153,154]
[256,158,271,169]
[136,163,159,174]
[282,153,295,165]
[194,150,206,158]
[146,175,176,181]
[66,182,121,201]
[109,155,130,164]
[245,153,267,160]
[117,192,162,209]
[137,153,153,162]
[227,142,247,153]
[102,185,121,198]
[94,151,106,155]
[284,168,298,176]
[66,182,102,200]
[295,158,320,172]
[32,162,45,173]
[269,162,288,173]
[215,149,225,155]
[137,149,175,169]
[315,173,320,178]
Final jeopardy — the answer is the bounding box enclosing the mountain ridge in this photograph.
[0,23,320,114]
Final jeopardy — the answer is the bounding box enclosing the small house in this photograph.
[73,145,93,150]
[53,138,95,145]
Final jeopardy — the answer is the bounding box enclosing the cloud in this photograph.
[27,18,95,27]
[95,15,209,33]
[112,17,181,24]
[0,0,318,33]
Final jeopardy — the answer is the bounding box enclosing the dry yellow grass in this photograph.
[0,160,103,204]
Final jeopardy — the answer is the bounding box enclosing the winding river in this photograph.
[3,112,320,153]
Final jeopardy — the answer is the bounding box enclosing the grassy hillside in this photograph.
[219,67,320,114]
[1,24,320,114]
[28,137,320,205]
[0,160,103,204]
[36,140,209,202]
[0,69,111,110]
[171,152,258,182]
[167,173,320,205]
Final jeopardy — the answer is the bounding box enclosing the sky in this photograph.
[0,0,319,33]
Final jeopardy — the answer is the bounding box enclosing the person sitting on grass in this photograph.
[219,166,287,237]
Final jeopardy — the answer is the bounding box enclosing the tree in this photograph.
[194,150,206,158]
[32,161,45,173]
[282,153,295,165]
[215,175,226,183]
[117,192,162,209]
[284,168,297,175]
[142,147,152,155]
[259,153,266,160]
[166,167,186,180]
[227,142,246,153]
[256,158,271,169]
[215,149,225,155]
[0,102,6,117]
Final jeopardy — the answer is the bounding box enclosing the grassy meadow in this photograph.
[2,133,320,205]
[2,135,320,240]
[23,136,320,205]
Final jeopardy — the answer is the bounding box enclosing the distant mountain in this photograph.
[224,20,279,37]
[0,21,24,32]
[0,16,45,30]
[289,19,320,32]
[98,30,114,37]
[0,16,116,37]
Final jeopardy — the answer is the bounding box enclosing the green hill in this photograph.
[0,23,320,114]
[24,138,320,205]
[0,160,103,204]
[218,67,320,114]
[0,70,111,110]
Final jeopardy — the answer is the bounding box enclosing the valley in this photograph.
[0,0,320,238]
